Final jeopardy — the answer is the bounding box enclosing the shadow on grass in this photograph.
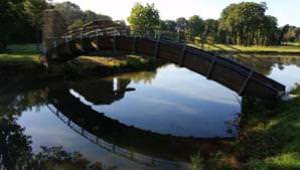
[230,90,300,170]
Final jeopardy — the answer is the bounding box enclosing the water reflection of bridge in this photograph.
[46,76,230,169]
[47,104,188,169]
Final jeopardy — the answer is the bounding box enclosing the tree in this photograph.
[295,28,300,44]
[0,0,49,50]
[176,17,188,31]
[203,19,219,43]
[218,2,275,46]
[54,1,111,30]
[187,15,204,37]
[127,3,160,36]
[0,0,24,50]
[54,1,82,26]
[159,20,177,32]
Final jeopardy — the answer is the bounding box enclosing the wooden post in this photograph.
[239,70,254,95]
[154,37,161,58]
[132,36,136,54]
[207,56,217,79]
[112,35,117,55]
[64,36,71,53]
[80,31,85,52]
[178,44,186,66]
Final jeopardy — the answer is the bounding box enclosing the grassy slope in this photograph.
[0,44,159,79]
[228,87,300,170]
[0,44,40,64]
[190,43,300,54]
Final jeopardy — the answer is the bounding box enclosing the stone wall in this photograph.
[42,9,67,54]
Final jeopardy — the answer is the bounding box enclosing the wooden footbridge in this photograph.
[43,10,285,100]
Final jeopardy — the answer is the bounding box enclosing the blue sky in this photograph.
[53,0,300,27]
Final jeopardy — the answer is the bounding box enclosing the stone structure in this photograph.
[42,9,67,55]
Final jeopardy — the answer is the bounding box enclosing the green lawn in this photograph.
[191,86,300,170]
[190,43,300,54]
[0,44,160,79]
[0,44,41,64]
[215,86,300,170]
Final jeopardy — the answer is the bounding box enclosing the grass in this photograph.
[0,44,40,64]
[190,43,300,54]
[220,85,300,170]
[189,85,300,170]
[0,44,160,80]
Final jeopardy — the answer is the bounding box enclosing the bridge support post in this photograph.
[154,37,161,58]
[112,35,117,55]
[80,31,85,52]
[239,70,254,95]
[207,57,217,79]
[132,36,136,54]
[95,30,100,50]
[178,44,186,66]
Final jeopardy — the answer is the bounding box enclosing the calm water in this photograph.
[1,55,300,169]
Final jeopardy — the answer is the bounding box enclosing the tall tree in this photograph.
[54,1,111,30]
[127,3,160,36]
[159,20,177,32]
[0,0,24,49]
[218,2,277,46]
[203,19,219,43]
[187,15,204,37]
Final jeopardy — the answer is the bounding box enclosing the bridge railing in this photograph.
[46,104,189,169]
[44,26,286,100]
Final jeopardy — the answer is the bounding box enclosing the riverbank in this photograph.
[190,43,300,55]
[0,44,162,80]
[196,86,300,170]
[234,87,300,170]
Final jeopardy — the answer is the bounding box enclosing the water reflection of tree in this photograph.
[69,70,157,105]
[0,83,118,170]
[0,115,118,170]
[228,55,300,75]
[0,115,33,170]
[116,71,157,84]
[32,146,118,170]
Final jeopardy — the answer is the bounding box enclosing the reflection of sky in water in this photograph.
[267,64,300,91]
[13,59,300,169]
[87,64,241,138]
[17,107,153,170]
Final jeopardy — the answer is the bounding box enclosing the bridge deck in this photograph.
[46,35,285,100]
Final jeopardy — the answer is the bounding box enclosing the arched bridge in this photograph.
[43,10,285,100]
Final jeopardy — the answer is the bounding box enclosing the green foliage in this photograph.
[228,87,300,170]
[0,0,49,49]
[281,25,300,44]
[188,15,204,37]
[68,19,84,30]
[203,19,219,43]
[127,3,160,36]
[190,152,204,170]
[218,2,279,46]
[159,20,177,32]
[54,2,111,30]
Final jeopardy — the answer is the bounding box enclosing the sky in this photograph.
[52,0,300,27]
